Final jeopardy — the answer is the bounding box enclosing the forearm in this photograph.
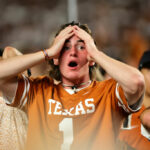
[73,25,145,105]
[0,50,45,80]
[0,25,73,82]
[92,50,145,105]
[93,51,140,84]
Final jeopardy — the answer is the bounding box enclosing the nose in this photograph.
[70,46,77,57]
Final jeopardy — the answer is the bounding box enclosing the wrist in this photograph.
[42,49,50,61]
[89,46,99,58]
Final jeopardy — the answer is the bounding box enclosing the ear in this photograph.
[53,58,59,65]
[89,61,95,67]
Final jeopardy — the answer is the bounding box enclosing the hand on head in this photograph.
[2,46,31,77]
[50,25,97,66]
[73,25,98,61]
[49,25,75,59]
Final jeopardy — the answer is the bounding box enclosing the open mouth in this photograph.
[68,61,78,67]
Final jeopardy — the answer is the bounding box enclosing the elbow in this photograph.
[124,71,145,106]
[131,72,145,95]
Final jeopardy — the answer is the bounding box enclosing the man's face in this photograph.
[58,35,91,83]
[141,67,150,96]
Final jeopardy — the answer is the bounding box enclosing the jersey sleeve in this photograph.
[7,74,31,109]
[8,74,53,109]
[115,83,142,113]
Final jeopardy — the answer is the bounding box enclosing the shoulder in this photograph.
[17,75,55,94]
[95,78,116,84]
[30,75,52,81]
[19,75,54,84]
[94,78,117,89]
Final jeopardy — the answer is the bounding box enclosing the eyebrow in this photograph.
[65,39,84,43]
[77,40,84,43]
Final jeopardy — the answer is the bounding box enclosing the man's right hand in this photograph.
[47,26,75,59]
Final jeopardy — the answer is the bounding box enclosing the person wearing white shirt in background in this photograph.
[0,47,29,150]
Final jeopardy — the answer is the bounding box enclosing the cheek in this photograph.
[59,52,68,63]
[80,51,88,60]
[59,55,69,72]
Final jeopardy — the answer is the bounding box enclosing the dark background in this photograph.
[0,0,150,68]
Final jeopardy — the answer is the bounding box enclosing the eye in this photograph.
[63,46,71,51]
[76,45,85,51]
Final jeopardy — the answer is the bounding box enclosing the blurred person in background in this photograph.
[0,47,29,150]
[120,26,149,68]
[119,50,150,150]
[0,22,145,150]
[140,107,150,132]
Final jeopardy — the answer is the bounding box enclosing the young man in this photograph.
[0,47,28,150]
[0,22,145,150]
[119,50,150,150]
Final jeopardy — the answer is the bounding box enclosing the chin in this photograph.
[63,72,82,80]
[68,74,81,80]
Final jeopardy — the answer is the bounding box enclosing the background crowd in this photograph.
[0,0,150,150]
[0,0,150,71]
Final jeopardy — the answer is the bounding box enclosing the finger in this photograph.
[73,25,80,30]
[57,29,74,42]
[73,26,86,35]
[57,27,74,40]
[63,31,75,41]
[58,26,74,37]
[62,26,73,33]
[74,29,84,40]
[75,28,93,42]
[55,31,75,49]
